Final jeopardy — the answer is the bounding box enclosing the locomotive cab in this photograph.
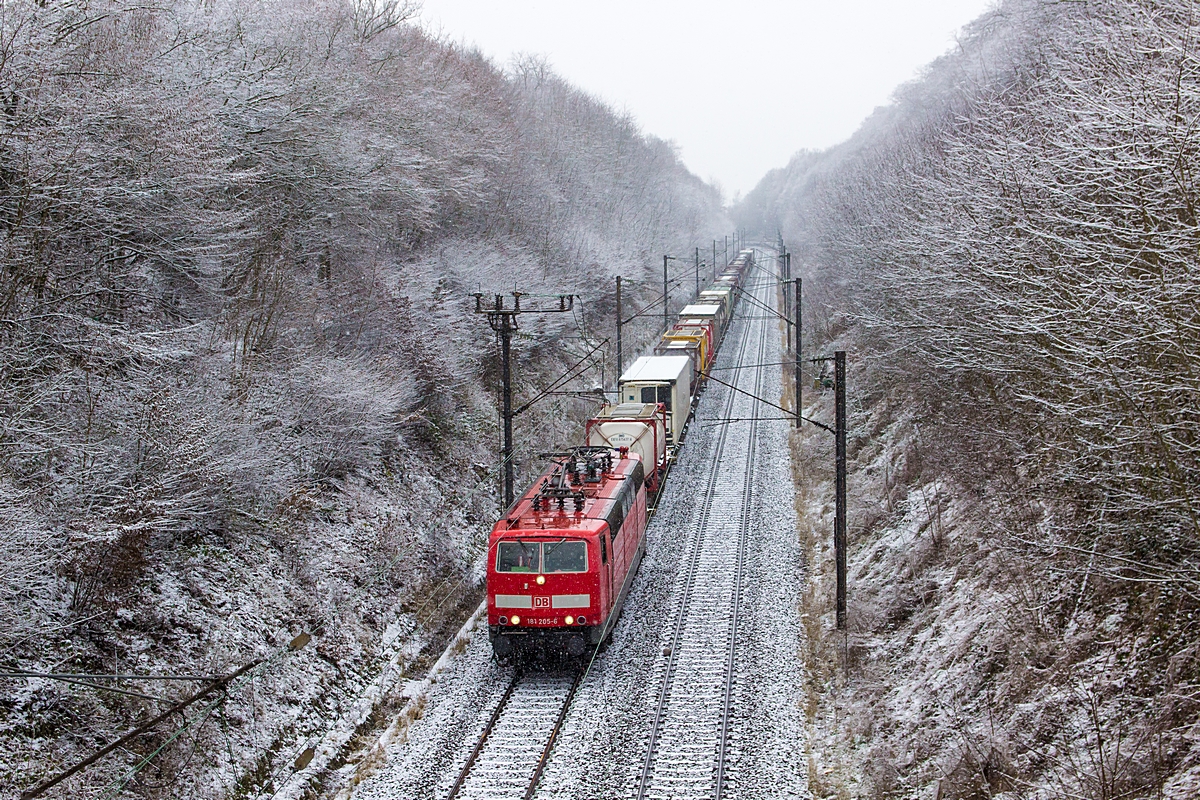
[489,532,602,657]
[487,447,648,660]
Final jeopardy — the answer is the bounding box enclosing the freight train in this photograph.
[486,249,756,659]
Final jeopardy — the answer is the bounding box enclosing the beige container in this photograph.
[585,403,667,479]
[699,287,733,316]
[654,339,703,382]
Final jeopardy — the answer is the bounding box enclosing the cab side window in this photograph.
[606,501,624,542]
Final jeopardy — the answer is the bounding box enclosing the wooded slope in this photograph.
[0,1,724,795]
[739,1,1200,796]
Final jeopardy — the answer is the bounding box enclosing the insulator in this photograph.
[573,493,584,512]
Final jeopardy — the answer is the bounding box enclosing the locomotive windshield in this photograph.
[496,541,539,572]
[494,539,587,573]
[543,540,587,573]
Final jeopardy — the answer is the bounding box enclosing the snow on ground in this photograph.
[792,371,1200,798]
[346,259,811,799]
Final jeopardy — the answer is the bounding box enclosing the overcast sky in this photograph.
[416,1,996,200]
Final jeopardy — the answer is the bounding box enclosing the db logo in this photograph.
[533,596,551,609]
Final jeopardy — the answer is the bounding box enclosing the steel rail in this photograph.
[443,668,582,800]
[635,269,767,799]
[715,282,770,798]
[523,670,583,800]
[443,671,522,800]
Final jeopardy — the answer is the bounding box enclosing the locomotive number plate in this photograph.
[533,596,551,609]
[529,618,558,625]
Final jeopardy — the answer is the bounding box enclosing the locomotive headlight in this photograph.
[499,616,509,625]
[564,616,574,626]
[510,615,521,625]
[536,575,545,585]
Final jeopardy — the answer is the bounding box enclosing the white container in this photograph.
[678,302,727,334]
[618,356,693,445]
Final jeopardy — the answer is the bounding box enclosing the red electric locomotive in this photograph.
[487,446,648,659]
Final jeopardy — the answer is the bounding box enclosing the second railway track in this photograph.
[635,263,773,800]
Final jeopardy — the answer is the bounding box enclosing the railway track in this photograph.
[443,669,581,800]
[440,256,777,800]
[635,265,773,800]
